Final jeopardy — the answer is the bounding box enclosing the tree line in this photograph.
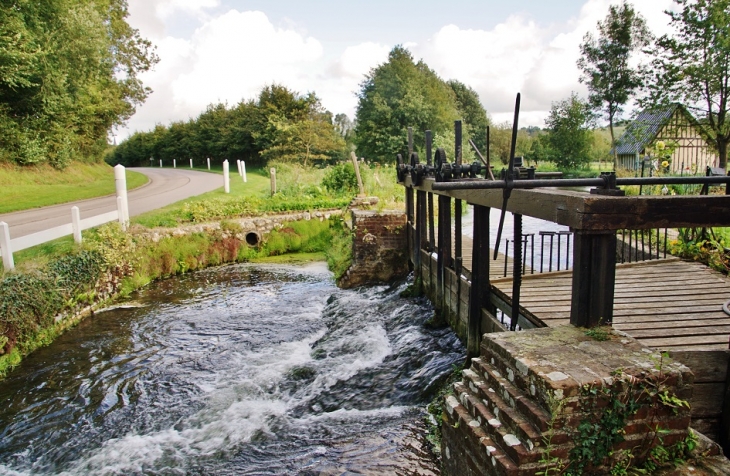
[108,85,349,168]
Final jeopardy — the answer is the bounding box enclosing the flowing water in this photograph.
[0,262,464,475]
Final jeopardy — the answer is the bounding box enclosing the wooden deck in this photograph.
[489,258,730,351]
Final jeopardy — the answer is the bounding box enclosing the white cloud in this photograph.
[119,0,680,138]
[171,10,323,111]
[411,0,676,127]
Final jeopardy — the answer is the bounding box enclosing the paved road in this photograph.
[0,168,223,239]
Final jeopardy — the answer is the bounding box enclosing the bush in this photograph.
[322,162,358,194]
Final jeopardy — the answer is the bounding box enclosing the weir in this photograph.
[394,109,730,473]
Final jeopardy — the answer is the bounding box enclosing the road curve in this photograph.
[0,168,224,239]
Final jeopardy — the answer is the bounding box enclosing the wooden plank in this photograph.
[692,418,720,442]
[689,382,725,418]
[668,350,729,383]
[617,319,730,330]
[637,335,730,348]
[624,326,730,339]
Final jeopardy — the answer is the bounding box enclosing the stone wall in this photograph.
[132,210,341,243]
[338,210,409,288]
[440,325,720,475]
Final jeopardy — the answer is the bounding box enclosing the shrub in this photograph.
[322,162,358,194]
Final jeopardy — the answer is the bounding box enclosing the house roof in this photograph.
[612,104,680,156]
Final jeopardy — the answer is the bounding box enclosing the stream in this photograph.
[0,262,464,475]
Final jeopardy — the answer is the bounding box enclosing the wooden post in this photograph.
[467,205,491,358]
[0,221,13,270]
[207,157,211,170]
[454,121,463,274]
[510,213,523,331]
[416,189,426,292]
[426,130,435,251]
[173,159,176,168]
[223,160,230,194]
[159,159,163,168]
[350,152,365,197]
[71,206,82,244]
[242,161,247,182]
[406,127,415,269]
[270,167,276,196]
[438,194,452,314]
[190,159,193,169]
[570,231,617,327]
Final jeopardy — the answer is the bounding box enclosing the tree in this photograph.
[489,122,532,165]
[544,93,595,169]
[354,46,459,162]
[644,0,730,169]
[447,80,491,156]
[578,1,651,170]
[0,0,157,167]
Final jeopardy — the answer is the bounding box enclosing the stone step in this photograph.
[461,366,546,445]
[469,358,555,435]
[480,335,585,415]
[454,381,547,466]
[442,394,551,476]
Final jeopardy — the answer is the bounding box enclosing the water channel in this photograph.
[0,262,464,475]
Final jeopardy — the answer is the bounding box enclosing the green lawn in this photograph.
[0,162,148,214]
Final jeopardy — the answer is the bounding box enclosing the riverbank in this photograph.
[0,210,354,379]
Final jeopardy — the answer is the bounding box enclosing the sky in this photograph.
[118,0,678,141]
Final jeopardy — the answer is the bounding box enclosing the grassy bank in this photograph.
[0,162,148,213]
[0,160,395,378]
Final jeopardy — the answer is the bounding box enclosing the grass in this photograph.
[0,162,148,213]
[132,166,271,227]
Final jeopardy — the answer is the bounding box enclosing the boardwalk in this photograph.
[489,258,730,351]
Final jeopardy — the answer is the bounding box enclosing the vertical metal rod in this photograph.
[557,233,562,271]
[530,234,535,274]
[648,228,653,260]
[664,229,668,258]
[641,230,646,261]
[549,234,554,272]
[619,230,624,263]
[522,236,527,275]
[565,233,571,269]
[504,240,509,277]
[540,233,545,273]
[511,214,523,331]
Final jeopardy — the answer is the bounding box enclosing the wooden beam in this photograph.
[468,205,491,359]
[408,177,730,231]
[570,231,617,327]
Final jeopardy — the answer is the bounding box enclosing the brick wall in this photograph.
[338,210,409,288]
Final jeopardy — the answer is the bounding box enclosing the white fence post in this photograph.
[207,158,211,170]
[190,159,193,169]
[270,168,276,196]
[173,159,176,168]
[223,160,230,193]
[116,197,126,230]
[114,164,129,226]
[242,160,247,182]
[160,159,163,168]
[72,206,82,243]
[0,221,13,270]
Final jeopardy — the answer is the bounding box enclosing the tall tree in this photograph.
[645,0,730,169]
[0,0,157,167]
[544,93,595,170]
[578,1,651,170]
[447,80,491,156]
[354,46,459,162]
